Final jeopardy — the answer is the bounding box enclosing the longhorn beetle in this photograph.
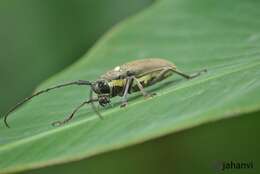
[3,58,207,127]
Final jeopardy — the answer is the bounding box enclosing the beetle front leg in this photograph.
[52,99,93,126]
[89,89,103,120]
[120,76,133,107]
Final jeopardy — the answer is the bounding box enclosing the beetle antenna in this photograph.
[3,80,92,128]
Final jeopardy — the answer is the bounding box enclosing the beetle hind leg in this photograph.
[149,67,173,86]
[171,68,207,79]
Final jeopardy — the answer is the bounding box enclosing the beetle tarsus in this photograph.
[120,101,128,107]
[189,68,208,79]
[144,92,156,99]
[51,121,63,127]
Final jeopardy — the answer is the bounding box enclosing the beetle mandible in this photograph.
[3,58,207,127]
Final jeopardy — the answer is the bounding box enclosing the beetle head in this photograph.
[98,95,110,107]
[91,80,111,107]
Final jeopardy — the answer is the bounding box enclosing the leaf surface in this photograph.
[1,0,260,173]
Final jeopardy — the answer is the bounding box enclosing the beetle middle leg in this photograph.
[133,77,156,99]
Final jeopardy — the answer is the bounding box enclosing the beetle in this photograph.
[3,58,207,127]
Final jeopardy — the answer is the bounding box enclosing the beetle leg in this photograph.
[149,67,172,85]
[133,77,155,99]
[52,99,97,126]
[171,68,207,79]
[120,76,133,107]
[89,89,104,120]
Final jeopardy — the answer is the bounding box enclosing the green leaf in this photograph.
[21,111,260,174]
[1,0,260,173]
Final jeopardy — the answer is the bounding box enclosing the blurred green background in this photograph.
[0,0,153,115]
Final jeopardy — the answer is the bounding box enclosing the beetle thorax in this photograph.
[92,80,111,95]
